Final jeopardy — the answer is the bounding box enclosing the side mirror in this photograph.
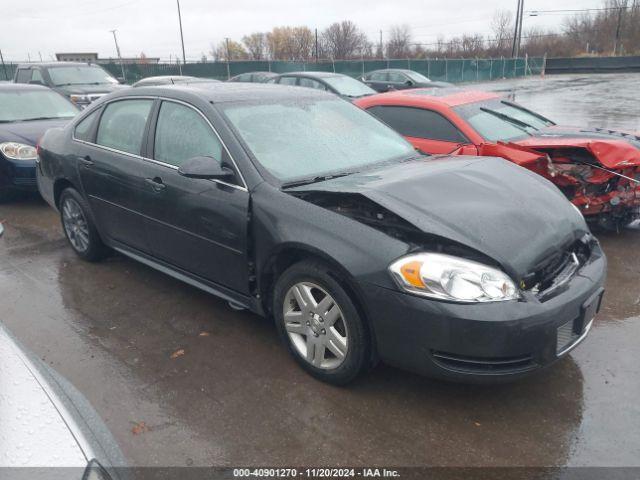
[178,156,235,180]
[116,77,126,84]
[405,79,414,87]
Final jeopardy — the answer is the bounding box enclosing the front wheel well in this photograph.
[53,178,76,209]
[259,247,377,362]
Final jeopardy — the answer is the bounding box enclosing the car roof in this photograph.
[367,87,501,107]
[120,81,332,103]
[277,71,342,79]
[0,83,52,92]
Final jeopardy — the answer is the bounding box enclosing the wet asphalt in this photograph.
[1,73,639,468]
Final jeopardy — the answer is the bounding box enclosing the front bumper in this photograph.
[363,244,607,382]
[0,158,38,192]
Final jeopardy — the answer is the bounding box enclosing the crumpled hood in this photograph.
[512,126,640,169]
[292,156,588,279]
[0,118,72,146]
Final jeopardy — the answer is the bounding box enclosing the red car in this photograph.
[356,89,640,230]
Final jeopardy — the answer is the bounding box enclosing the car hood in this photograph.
[291,156,588,279]
[0,118,72,146]
[55,83,128,96]
[512,125,640,168]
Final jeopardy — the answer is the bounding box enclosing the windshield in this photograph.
[406,71,431,83]
[0,90,78,122]
[455,99,554,142]
[49,65,118,86]
[221,97,415,183]
[322,76,376,98]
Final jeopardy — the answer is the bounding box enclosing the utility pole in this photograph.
[379,30,383,59]
[613,2,626,56]
[315,28,319,63]
[176,0,187,65]
[511,0,523,57]
[516,0,525,57]
[225,37,231,79]
[109,29,126,82]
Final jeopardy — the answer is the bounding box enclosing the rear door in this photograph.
[367,105,476,155]
[140,99,251,293]
[76,98,156,252]
[387,71,410,91]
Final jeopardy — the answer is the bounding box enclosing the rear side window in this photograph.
[368,105,467,143]
[154,101,223,167]
[15,69,31,83]
[278,76,298,86]
[96,100,153,155]
[74,109,100,142]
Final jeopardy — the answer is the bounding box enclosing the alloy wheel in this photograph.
[62,197,90,253]
[283,282,349,370]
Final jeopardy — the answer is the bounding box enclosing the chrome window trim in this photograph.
[71,95,248,192]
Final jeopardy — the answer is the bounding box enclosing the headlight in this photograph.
[0,142,37,160]
[70,94,91,105]
[389,252,520,303]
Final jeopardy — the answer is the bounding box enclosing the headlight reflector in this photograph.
[70,94,91,105]
[390,253,519,303]
[0,142,37,160]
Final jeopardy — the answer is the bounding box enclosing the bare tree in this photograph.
[321,20,368,60]
[243,32,267,60]
[490,10,514,56]
[387,24,412,58]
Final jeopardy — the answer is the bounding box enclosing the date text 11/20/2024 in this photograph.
[233,468,401,478]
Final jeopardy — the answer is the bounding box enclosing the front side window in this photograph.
[387,72,407,83]
[368,106,467,143]
[96,100,153,155]
[48,65,118,86]
[299,78,327,90]
[0,90,78,122]
[154,101,223,167]
[406,71,431,83]
[322,76,375,98]
[221,97,415,182]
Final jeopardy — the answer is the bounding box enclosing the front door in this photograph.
[140,100,250,294]
[77,98,156,253]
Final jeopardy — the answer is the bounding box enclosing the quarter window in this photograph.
[96,99,153,155]
[368,106,467,143]
[154,101,223,167]
[31,69,44,84]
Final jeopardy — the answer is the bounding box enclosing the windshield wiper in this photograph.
[501,100,555,126]
[20,116,67,122]
[281,172,353,189]
[480,107,538,133]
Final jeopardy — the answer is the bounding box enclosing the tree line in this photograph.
[206,0,639,62]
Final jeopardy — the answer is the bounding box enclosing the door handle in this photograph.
[80,155,94,167]
[145,177,166,192]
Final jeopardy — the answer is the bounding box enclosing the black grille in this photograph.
[431,351,536,375]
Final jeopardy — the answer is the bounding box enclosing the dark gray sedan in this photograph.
[363,69,452,92]
[36,83,605,385]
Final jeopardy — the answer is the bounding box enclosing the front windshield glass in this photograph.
[322,76,376,98]
[455,99,554,142]
[406,71,431,82]
[221,97,415,182]
[0,90,78,122]
[49,66,118,86]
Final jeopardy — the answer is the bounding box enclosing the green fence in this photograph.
[0,57,544,83]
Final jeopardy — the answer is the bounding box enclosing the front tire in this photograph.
[59,188,110,262]
[273,260,370,385]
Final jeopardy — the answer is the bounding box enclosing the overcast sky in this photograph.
[4,0,601,61]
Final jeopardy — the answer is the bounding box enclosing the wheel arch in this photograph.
[259,243,378,363]
[53,178,77,209]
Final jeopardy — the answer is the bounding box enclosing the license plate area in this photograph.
[556,288,604,356]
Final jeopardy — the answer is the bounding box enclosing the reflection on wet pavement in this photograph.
[1,74,639,467]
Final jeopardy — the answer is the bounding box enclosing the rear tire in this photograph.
[273,260,370,385]
[59,188,111,262]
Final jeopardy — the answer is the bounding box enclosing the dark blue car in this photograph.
[0,83,78,200]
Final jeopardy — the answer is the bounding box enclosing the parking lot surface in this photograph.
[1,73,639,468]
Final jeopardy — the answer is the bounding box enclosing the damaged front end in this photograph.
[479,140,640,229]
